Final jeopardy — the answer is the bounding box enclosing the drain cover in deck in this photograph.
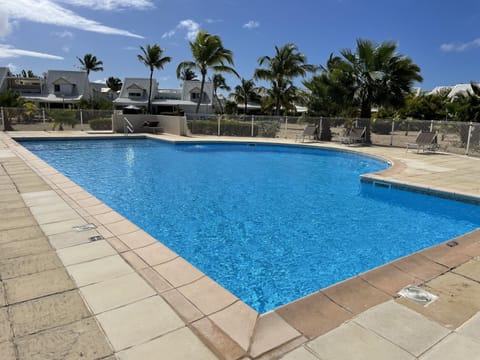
[398,285,438,306]
[72,223,97,232]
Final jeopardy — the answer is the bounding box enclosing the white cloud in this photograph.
[0,11,12,38]
[62,45,70,53]
[440,38,480,52]
[6,62,17,73]
[205,18,222,24]
[243,20,259,29]
[59,0,154,11]
[162,19,200,41]
[1,0,144,38]
[0,44,64,59]
[53,30,74,39]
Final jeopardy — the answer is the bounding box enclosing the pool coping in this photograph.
[4,131,480,359]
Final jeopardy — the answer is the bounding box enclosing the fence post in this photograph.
[465,122,473,155]
[390,119,395,146]
[80,109,84,131]
[111,114,114,133]
[251,115,255,137]
[0,107,4,129]
[217,115,221,136]
[284,116,288,139]
[430,120,434,132]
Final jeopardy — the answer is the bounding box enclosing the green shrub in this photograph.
[371,119,392,134]
[89,118,112,130]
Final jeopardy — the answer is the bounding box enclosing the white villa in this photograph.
[113,78,215,115]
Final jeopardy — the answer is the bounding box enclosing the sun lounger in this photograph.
[406,131,439,152]
[341,127,366,145]
[295,124,319,142]
[142,121,163,134]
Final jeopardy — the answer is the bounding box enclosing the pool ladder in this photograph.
[123,117,134,136]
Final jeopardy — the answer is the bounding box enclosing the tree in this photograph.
[77,54,104,76]
[254,43,315,115]
[232,78,261,115]
[137,44,172,114]
[177,31,239,113]
[177,67,198,81]
[212,73,230,113]
[0,91,24,131]
[336,39,422,119]
[106,77,122,92]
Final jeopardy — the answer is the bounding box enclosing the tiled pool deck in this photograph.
[1,131,480,360]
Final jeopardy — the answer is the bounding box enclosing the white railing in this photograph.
[123,117,134,136]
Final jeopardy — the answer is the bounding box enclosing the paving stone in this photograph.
[0,207,32,220]
[276,292,352,339]
[67,255,133,287]
[80,272,155,314]
[250,312,301,358]
[117,230,157,249]
[48,229,98,249]
[256,336,308,360]
[4,268,74,304]
[0,200,26,210]
[0,216,37,231]
[0,282,5,307]
[162,289,204,323]
[154,257,204,287]
[419,333,480,360]
[0,193,22,204]
[40,219,87,237]
[0,226,44,244]
[209,301,257,351]
[96,296,184,351]
[134,242,178,266]
[322,277,390,315]
[138,267,173,294]
[0,341,17,360]
[457,311,480,341]
[392,254,449,281]
[0,307,12,342]
[10,290,90,337]
[0,251,62,280]
[354,301,450,356]
[56,240,117,266]
[16,318,113,360]
[191,317,246,360]
[453,259,480,282]
[33,208,80,225]
[307,322,414,360]
[116,327,218,360]
[281,347,320,360]
[360,264,421,296]
[0,237,52,260]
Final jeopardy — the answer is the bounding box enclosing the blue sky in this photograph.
[1,0,480,92]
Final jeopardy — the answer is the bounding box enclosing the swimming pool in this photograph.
[22,138,480,312]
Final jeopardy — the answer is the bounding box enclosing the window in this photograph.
[54,84,60,92]
[129,92,142,97]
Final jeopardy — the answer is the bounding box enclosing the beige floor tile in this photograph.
[154,257,204,287]
[0,307,12,343]
[0,207,31,220]
[179,276,237,315]
[4,268,74,304]
[134,242,178,266]
[209,301,257,351]
[32,207,80,225]
[0,226,44,244]
[10,290,90,337]
[16,318,113,360]
[96,296,184,351]
[457,311,480,341]
[0,216,37,231]
[354,301,450,356]
[0,341,16,360]
[0,237,52,260]
[281,347,320,360]
[0,251,62,279]
[80,272,155,314]
[419,333,480,360]
[138,267,173,293]
[250,312,301,358]
[118,230,157,249]
[162,289,204,323]
[104,219,139,236]
[56,240,117,266]
[48,229,98,249]
[116,327,218,360]
[40,218,88,236]
[67,255,133,287]
[453,259,480,282]
[307,322,414,360]
[21,191,62,207]
[94,211,125,225]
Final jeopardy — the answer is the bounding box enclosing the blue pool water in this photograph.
[22,139,480,312]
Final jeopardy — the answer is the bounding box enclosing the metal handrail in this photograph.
[123,117,134,136]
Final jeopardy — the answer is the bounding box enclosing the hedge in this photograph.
[89,118,112,130]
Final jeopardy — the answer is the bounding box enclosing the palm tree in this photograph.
[77,54,104,76]
[254,43,316,115]
[176,30,239,113]
[212,73,230,113]
[232,78,260,115]
[106,77,122,92]
[336,38,422,119]
[178,67,198,81]
[137,44,172,114]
